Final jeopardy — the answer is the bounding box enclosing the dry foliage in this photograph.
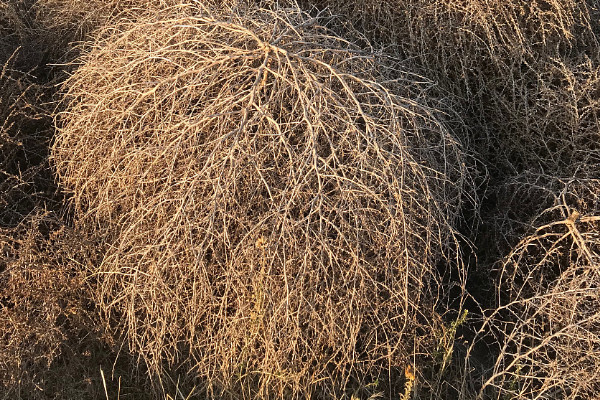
[0,1,53,71]
[0,211,157,400]
[33,0,181,45]
[303,0,600,174]
[0,212,98,398]
[33,0,264,56]
[466,175,600,399]
[0,6,136,398]
[306,0,598,57]
[0,1,66,227]
[490,55,600,175]
[53,4,473,398]
[0,1,29,64]
[0,56,58,227]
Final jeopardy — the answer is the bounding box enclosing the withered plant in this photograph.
[53,4,473,398]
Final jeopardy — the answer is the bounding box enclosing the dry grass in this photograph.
[52,3,473,398]
[467,175,600,399]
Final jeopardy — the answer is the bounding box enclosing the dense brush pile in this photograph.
[0,0,65,227]
[304,0,600,174]
[298,1,600,398]
[2,0,600,399]
[0,61,58,228]
[0,213,96,398]
[473,176,600,399]
[52,4,472,398]
[33,0,183,46]
[0,6,136,399]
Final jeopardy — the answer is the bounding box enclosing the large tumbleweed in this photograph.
[53,4,472,398]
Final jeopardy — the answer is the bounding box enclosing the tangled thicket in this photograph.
[0,213,95,398]
[306,0,598,62]
[32,0,273,56]
[470,175,600,399]
[52,4,473,398]
[0,5,149,398]
[303,0,600,174]
[3,0,600,399]
[33,0,183,46]
[0,59,57,229]
[0,210,157,400]
[0,1,66,227]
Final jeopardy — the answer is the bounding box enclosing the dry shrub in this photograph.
[33,0,181,45]
[0,2,65,227]
[468,175,600,399]
[481,54,600,174]
[306,0,597,58]
[53,4,472,398]
[32,0,263,58]
[0,211,156,400]
[302,0,600,174]
[0,1,52,71]
[0,57,58,227]
[0,212,100,398]
[0,4,128,398]
[0,1,29,64]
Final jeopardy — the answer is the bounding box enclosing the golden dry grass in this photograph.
[51,3,473,398]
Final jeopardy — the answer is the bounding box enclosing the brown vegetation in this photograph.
[303,0,600,174]
[472,176,600,399]
[0,213,93,398]
[33,0,181,47]
[52,3,472,398]
[0,60,59,229]
[0,6,144,399]
[1,0,600,399]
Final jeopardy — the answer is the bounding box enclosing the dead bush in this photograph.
[0,1,53,71]
[0,1,29,65]
[33,0,180,46]
[0,56,58,227]
[301,0,600,174]
[0,211,161,400]
[467,176,600,399]
[480,54,600,175]
[0,2,68,227]
[53,4,473,398]
[33,0,266,58]
[0,4,135,398]
[0,212,99,398]
[305,0,598,58]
